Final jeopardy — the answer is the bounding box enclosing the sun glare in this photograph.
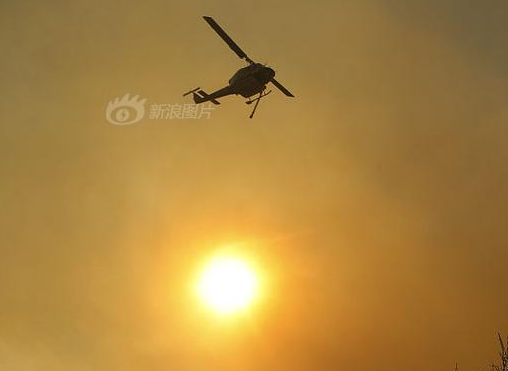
[197,256,259,315]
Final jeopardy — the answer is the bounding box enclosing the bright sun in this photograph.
[197,256,259,315]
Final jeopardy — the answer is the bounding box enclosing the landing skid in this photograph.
[246,90,271,119]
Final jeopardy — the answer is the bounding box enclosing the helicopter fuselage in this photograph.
[189,64,275,105]
[229,63,275,97]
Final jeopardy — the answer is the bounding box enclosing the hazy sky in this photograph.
[1,1,507,371]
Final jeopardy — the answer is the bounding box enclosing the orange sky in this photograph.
[1,1,507,370]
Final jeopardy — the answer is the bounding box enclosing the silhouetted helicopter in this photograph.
[183,16,294,119]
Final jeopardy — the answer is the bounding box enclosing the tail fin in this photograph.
[192,91,205,104]
[193,90,221,105]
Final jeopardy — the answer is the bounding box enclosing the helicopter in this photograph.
[183,16,294,119]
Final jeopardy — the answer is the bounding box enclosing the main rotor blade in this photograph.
[271,78,294,97]
[203,16,254,64]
